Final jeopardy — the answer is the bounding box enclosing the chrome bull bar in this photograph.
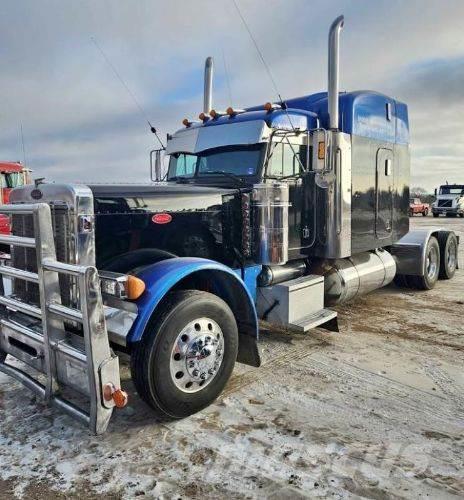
[0,203,126,434]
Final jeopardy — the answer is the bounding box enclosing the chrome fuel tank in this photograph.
[252,183,290,265]
[311,248,396,305]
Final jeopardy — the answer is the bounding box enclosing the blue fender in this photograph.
[128,257,261,367]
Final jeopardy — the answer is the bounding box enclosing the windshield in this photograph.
[439,185,464,195]
[4,172,24,188]
[167,144,264,181]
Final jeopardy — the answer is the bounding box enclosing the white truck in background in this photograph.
[432,184,464,218]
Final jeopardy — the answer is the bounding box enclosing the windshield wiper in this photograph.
[201,170,248,186]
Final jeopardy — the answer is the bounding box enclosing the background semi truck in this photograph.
[0,162,32,237]
[432,183,464,217]
[0,16,459,434]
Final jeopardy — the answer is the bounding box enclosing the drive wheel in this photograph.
[437,232,458,280]
[131,290,238,420]
[410,236,440,290]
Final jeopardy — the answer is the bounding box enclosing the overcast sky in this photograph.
[1,0,463,191]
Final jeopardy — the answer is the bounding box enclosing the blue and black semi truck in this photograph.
[0,16,458,433]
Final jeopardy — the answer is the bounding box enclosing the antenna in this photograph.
[222,48,233,106]
[231,0,296,131]
[20,124,27,167]
[90,36,165,149]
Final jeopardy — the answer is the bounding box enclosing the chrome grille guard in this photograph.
[0,203,126,434]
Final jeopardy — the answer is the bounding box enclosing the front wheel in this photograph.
[131,290,238,420]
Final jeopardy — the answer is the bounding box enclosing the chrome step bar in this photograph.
[0,203,125,434]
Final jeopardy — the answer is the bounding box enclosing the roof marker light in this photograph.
[264,102,282,112]
[226,107,245,117]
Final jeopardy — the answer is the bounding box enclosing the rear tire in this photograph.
[410,236,440,290]
[437,232,458,280]
[130,290,238,420]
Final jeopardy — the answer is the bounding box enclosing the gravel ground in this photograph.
[0,216,463,499]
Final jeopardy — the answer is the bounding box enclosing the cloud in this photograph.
[0,0,463,191]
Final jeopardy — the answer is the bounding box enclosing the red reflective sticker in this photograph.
[152,213,172,224]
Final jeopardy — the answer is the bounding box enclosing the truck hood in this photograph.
[89,183,238,213]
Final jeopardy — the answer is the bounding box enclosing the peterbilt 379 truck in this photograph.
[0,17,459,433]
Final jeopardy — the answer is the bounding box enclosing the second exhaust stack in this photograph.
[203,57,214,114]
[328,16,344,130]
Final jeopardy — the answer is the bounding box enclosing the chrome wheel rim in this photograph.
[426,246,439,279]
[447,240,457,272]
[170,317,224,393]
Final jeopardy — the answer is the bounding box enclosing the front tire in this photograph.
[437,232,458,280]
[131,290,238,420]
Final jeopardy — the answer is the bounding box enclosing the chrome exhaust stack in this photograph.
[203,56,214,114]
[328,15,344,130]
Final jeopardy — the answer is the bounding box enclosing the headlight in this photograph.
[99,272,146,300]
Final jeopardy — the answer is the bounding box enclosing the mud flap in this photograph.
[237,333,261,367]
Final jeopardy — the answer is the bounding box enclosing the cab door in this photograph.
[375,148,394,239]
[266,141,311,257]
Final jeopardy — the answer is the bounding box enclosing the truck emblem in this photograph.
[152,213,172,224]
[30,189,43,200]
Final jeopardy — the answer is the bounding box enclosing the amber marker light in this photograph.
[103,383,128,409]
[126,275,146,300]
[318,141,326,160]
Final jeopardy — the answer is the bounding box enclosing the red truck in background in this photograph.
[0,162,32,235]
[409,197,430,217]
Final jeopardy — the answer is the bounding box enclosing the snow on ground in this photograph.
[0,217,463,499]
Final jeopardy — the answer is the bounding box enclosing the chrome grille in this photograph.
[12,205,78,307]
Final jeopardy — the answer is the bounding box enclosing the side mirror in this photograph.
[434,188,437,196]
[150,149,164,182]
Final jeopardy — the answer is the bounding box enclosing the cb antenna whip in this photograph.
[91,36,165,149]
[231,0,295,130]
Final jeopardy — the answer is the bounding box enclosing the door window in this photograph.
[268,143,305,178]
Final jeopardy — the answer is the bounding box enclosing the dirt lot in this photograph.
[0,216,463,499]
